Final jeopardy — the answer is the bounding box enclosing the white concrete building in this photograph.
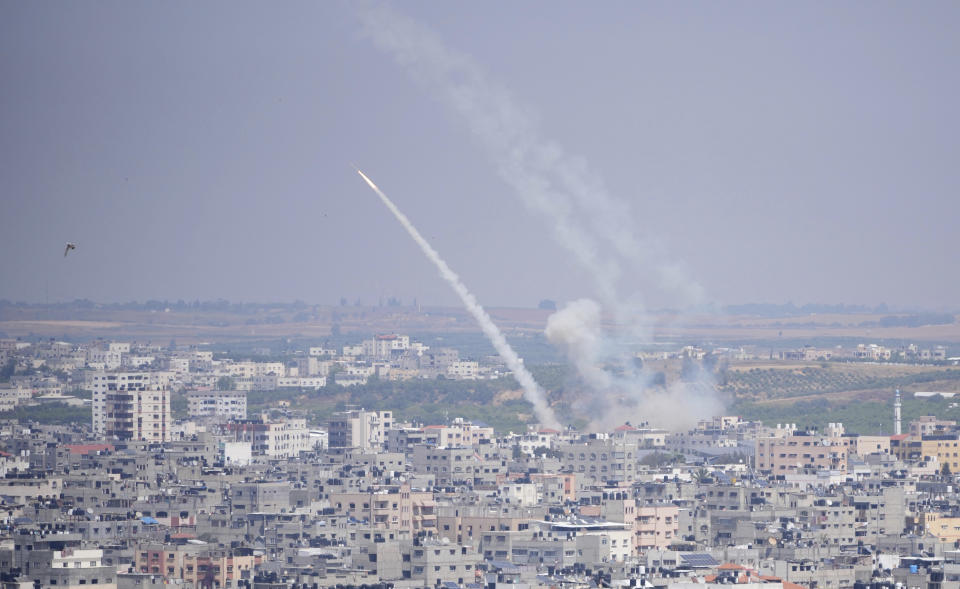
[85,349,122,370]
[328,409,393,451]
[276,376,327,390]
[0,387,31,412]
[342,345,363,357]
[122,355,155,368]
[224,418,311,458]
[446,360,479,380]
[500,482,540,507]
[168,357,190,374]
[87,371,172,440]
[226,361,285,379]
[362,334,410,359]
[186,390,247,420]
[223,441,253,466]
[88,373,170,442]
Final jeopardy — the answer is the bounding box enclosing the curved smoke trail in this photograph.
[356,169,561,430]
[358,5,724,431]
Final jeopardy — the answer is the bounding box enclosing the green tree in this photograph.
[640,452,680,467]
[692,467,713,484]
[216,376,235,391]
[537,299,557,311]
[0,359,14,382]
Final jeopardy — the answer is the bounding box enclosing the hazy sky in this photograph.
[2,2,958,310]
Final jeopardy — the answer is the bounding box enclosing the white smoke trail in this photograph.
[357,5,706,314]
[358,5,721,430]
[356,169,561,430]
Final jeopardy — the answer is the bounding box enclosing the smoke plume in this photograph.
[543,299,724,431]
[356,169,560,430]
[358,5,705,314]
[359,5,721,430]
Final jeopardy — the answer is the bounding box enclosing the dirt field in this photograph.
[1,305,958,345]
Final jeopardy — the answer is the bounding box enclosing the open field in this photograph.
[733,393,960,435]
[2,304,958,346]
[722,361,960,401]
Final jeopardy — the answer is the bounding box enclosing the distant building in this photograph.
[328,483,436,533]
[9,533,117,588]
[0,387,31,412]
[920,511,960,542]
[422,418,495,448]
[223,417,311,458]
[88,372,170,442]
[185,390,247,420]
[854,343,892,361]
[756,424,848,474]
[910,415,958,437]
[557,435,639,487]
[328,409,393,451]
[362,334,410,360]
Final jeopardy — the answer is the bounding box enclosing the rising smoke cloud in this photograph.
[356,169,561,430]
[360,5,720,430]
[545,298,725,431]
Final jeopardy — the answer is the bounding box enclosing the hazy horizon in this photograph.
[3,2,958,310]
[0,297,954,316]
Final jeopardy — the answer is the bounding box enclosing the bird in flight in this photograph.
[64,243,77,257]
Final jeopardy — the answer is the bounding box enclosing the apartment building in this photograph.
[223,418,311,458]
[181,551,257,588]
[401,539,481,586]
[412,445,508,487]
[437,506,538,549]
[328,484,437,533]
[581,494,680,553]
[0,387,31,412]
[446,360,479,380]
[8,534,116,589]
[911,415,958,437]
[185,390,247,420]
[328,409,393,451]
[133,544,257,588]
[221,361,285,380]
[86,348,122,370]
[919,511,960,543]
[424,418,495,448]
[756,426,848,473]
[362,334,410,360]
[557,435,640,487]
[88,372,170,442]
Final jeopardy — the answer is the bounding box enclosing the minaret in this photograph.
[894,389,902,435]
